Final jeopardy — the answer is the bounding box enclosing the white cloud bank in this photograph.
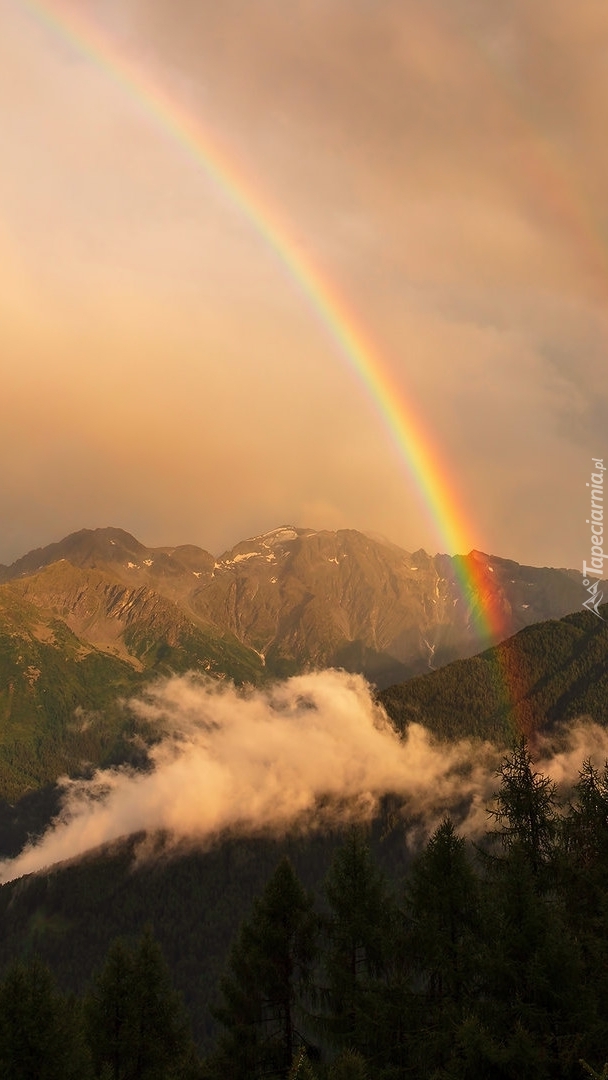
[1,670,606,883]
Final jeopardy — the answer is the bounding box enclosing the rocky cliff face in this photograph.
[0,525,593,687]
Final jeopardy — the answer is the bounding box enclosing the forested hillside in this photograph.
[3,743,608,1079]
[381,603,608,744]
[1,544,607,1076]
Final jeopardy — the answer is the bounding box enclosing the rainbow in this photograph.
[19,0,511,645]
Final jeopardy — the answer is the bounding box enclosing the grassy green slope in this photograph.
[0,570,265,800]
[0,585,146,800]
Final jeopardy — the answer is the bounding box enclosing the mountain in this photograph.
[0,603,607,1054]
[0,524,600,801]
[0,581,145,802]
[201,526,592,680]
[0,525,594,682]
[381,602,608,746]
[0,529,264,800]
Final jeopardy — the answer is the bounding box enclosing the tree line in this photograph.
[3,740,608,1078]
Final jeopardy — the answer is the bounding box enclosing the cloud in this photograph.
[2,669,606,884]
[2,0,608,567]
[536,721,608,788]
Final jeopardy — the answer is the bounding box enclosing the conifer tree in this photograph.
[211,857,318,1080]
[480,845,584,1080]
[480,744,587,1077]
[487,738,558,878]
[404,817,480,1076]
[0,956,91,1080]
[406,818,479,1006]
[563,758,608,874]
[86,939,134,1080]
[560,760,608,1060]
[321,829,392,1053]
[86,929,195,1080]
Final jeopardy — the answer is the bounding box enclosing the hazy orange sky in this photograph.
[2,0,607,568]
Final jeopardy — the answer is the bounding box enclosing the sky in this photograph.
[2,0,608,569]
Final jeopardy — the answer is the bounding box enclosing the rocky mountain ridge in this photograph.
[0,524,596,688]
